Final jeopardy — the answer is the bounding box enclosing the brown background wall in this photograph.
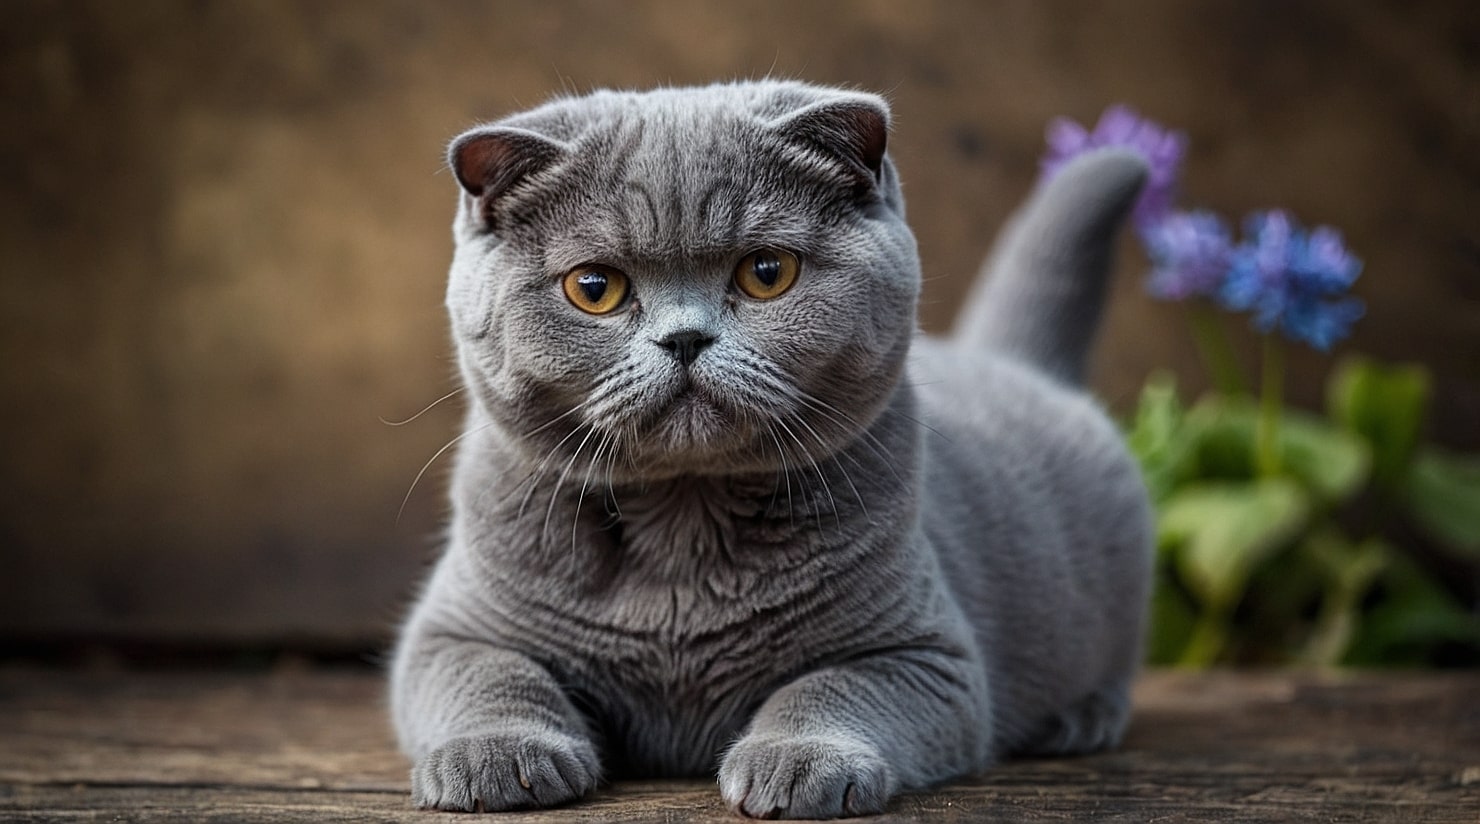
[2,0,1475,646]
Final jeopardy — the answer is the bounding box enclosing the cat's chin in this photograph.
[648,389,732,452]
[615,388,762,478]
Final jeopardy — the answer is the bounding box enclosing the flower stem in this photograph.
[1256,335,1283,477]
[1188,306,1247,397]
[1178,608,1230,668]
[1301,586,1357,667]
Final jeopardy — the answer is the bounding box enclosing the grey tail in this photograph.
[953,148,1148,386]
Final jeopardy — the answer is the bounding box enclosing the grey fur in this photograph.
[954,150,1148,385]
[390,80,1153,819]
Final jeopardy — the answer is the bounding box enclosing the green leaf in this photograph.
[1243,543,1327,646]
[1125,373,1188,503]
[1159,478,1310,609]
[1182,398,1255,480]
[1145,565,1198,665]
[1326,357,1431,488]
[1306,530,1389,596]
[1403,448,1480,558]
[1183,397,1371,503]
[1343,553,1480,666]
[1299,530,1390,666]
[1277,413,1372,504]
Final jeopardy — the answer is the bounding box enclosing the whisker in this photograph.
[793,392,907,489]
[543,424,598,549]
[763,423,784,519]
[380,387,465,427]
[605,428,624,518]
[521,397,591,439]
[521,358,641,441]
[397,421,493,523]
[764,423,794,528]
[775,416,836,532]
[880,406,952,444]
[733,342,905,505]
[573,430,613,552]
[789,410,866,521]
[830,451,869,519]
[516,419,595,518]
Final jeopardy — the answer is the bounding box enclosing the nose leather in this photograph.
[656,330,715,367]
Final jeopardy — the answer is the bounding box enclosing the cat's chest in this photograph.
[541,480,829,683]
[494,478,907,774]
[576,483,780,638]
[532,488,789,773]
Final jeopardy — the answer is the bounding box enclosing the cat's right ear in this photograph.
[768,95,890,191]
[448,127,568,230]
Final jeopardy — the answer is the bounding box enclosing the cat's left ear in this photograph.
[448,126,569,230]
[769,95,890,190]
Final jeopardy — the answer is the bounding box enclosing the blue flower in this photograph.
[1140,210,1235,301]
[1042,104,1188,229]
[1220,210,1365,350]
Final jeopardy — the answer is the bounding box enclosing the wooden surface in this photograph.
[0,669,1476,822]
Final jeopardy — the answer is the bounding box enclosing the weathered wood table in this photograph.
[1,667,1475,822]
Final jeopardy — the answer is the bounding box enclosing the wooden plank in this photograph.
[1,669,1477,822]
[0,669,403,791]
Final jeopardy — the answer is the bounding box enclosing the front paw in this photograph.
[412,728,599,812]
[718,733,896,819]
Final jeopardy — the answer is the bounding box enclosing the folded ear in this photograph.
[448,126,568,228]
[769,96,890,187]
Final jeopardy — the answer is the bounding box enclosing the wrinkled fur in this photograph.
[390,81,1154,818]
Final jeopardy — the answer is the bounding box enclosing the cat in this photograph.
[389,80,1153,819]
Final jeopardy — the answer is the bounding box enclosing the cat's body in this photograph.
[391,81,1153,818]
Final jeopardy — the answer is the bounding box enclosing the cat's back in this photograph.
[909,334,1146,583]
[908,332,1149,574]
[907,335,1152,743]
[909,334,1131,474]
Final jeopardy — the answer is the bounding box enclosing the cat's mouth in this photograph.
[666,383,725,419]
[644,381,735,453]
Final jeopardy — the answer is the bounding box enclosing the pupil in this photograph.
[577,272,607,303]
[753,253,781,286]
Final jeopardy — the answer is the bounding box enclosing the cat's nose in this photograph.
[655,329,715,367]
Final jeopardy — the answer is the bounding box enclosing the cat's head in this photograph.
[444,81,919,482]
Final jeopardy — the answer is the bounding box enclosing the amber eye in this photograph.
[562,265,629,314]
[734,248,800,300]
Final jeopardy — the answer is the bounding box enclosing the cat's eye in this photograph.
[562,264,630,315]
[734,248,800,300]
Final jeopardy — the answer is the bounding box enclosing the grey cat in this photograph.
[390,80,1153,819]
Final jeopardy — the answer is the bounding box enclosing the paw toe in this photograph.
[411,729,598,812]
[719,734,894,819]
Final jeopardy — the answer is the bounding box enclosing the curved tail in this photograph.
[953,149,1148,386]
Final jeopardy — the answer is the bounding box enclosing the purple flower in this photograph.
[1042,104,1188,228]
[1219,210,1365,350]
[1141,210,1235,301]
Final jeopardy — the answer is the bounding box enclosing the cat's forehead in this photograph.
[501,81,863,192]
[536,165,828,275]
[507,85,856,265]
[522,86,796,182]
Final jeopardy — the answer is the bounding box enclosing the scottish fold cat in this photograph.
[390,80,1153,818]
